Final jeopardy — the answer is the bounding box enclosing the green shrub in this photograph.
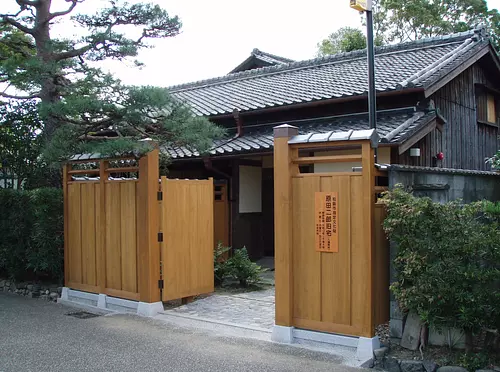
[383,186,500,348]
[0,189,33,278]
[214,242,231,286]
[0,188,63,281]
[458,352,491,372]
[227,247,264,287]
[27,188,64,281]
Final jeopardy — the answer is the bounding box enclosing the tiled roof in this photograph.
[165,107,437,159]
[169,28,490,117]
[229,49,294,73]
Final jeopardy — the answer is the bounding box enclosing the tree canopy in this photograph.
[317,27,368,56]
[316,0,500,56]
[0,0,223,165]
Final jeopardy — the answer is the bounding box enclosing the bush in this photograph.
[213,245,265,288]
[383,186,500,348]
[214,242,231,286]
[227,247,264,287]
[0,188,63,282]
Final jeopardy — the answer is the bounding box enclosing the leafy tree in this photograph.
[318,0,500,56]
[373,0,500,48]
[0,0,223,164]
[317,27,368,56]
[0,101,43,188]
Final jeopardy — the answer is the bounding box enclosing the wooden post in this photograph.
[63,164,69,287]
[361,141,376,337]
[98,160,108,294]
[273,124,299,327]
[137,149,161,303]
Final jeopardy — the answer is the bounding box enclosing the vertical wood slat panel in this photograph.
[80,183,97,286]
[105,182,122,291]
[320,176,351,326]
[350,175,368,333]
[292,176,321,322]
[68,183,82,284]
[120,182,137,293]
[162,178,214,301]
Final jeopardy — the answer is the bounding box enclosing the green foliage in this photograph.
[372,0,500,48]
[214,243,231,286]
[383,186,500,335]
[1,1,224,166]
[458,352,491,371]
[213,245,265,288]
[0,188,63,281]
[227,248,264,287]
[26,188,64,279]
[317,27,368,56]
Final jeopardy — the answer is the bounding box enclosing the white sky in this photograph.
[4,0,500,87]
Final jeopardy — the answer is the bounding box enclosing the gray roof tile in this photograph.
[164,107,437,159]
[169,28,490,117]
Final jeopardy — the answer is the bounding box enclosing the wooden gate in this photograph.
[64,150,215,305]
[274,125,389,338]
[160,177,214,301]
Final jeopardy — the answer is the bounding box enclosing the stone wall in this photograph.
[0,279,62,302]
[387,165,500,345]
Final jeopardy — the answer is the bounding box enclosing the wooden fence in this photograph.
[64,150,214,304]
[274,126,390,338]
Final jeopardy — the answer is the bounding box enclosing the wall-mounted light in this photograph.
[410,148,421,157]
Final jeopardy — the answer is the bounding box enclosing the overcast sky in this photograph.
[6,0,500,87]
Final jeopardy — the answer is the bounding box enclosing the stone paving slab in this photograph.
[163,288,275,331]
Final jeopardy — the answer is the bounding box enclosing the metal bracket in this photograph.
[158,232,163,242]
[158,279,164,289]
[157,191,163,201]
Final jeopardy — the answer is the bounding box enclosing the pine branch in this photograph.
[16,0,40,6]
[0,92,39,99]
[47,0,81,22]
[54,44,93,61]
[1,17,35,35]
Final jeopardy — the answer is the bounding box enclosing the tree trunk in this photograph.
[34,0,61,141]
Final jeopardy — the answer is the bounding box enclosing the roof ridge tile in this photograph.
[169,28,482,93]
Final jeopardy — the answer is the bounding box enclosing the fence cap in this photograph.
[288,128,379,148]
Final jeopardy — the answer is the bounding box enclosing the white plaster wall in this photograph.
[239,166,262,213]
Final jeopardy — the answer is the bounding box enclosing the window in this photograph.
[476,85,499,126]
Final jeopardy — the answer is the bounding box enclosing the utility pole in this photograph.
[350,0,377,161]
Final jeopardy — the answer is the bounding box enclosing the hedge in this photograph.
[0,188,63,282]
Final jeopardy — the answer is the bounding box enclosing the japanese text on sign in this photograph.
[315,192,339,253]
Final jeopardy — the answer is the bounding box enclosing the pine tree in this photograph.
[1,1,223,163]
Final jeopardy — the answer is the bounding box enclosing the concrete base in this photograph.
[57,287,163,317]
[137,302,164,317]
[271,325,378,362]
[271,325,294,343]
[356,336,380,361]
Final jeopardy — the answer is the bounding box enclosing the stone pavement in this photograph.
[162,288,275,331]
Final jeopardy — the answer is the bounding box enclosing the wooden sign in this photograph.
[315,192,339,253]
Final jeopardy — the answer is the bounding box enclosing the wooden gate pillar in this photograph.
[137,149,161,303]
[273,124,299,328]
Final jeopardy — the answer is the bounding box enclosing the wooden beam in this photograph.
[67,169,100,175]
[105,167,139,173]
[137,150,160,303]
[98,160,108,293]
[361,142,376,337]
[293,154,362,164]
[63,165,69,287]
[399,120,437,155]
[290,141,365,151]
[274,126,299,327]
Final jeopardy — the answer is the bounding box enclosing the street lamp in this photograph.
[350,0,377,160]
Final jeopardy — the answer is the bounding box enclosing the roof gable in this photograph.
[169,27,494,117]
[229,48,294,73]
